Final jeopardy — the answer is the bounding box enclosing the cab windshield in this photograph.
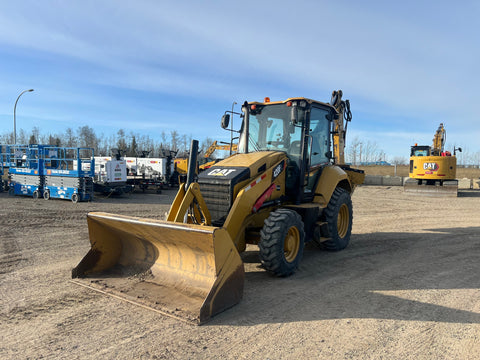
[411,146,430,157]
[238,103,305,156]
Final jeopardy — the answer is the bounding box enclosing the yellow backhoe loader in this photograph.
[404,123,461,196]
[72,90,365,324]
[171,141,237,182]
[199,141,238,170]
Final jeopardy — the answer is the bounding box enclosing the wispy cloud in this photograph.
[0,0,478,157]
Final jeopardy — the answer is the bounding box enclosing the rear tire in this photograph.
[259,209,305,277]
[318,187,353,251]
[33,190,39,199]
[43,190,50,200]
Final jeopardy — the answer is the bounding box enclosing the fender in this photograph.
[313,165,350,206]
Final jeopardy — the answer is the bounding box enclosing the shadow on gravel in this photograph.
[0,189,178,206]
[210,226,480,326]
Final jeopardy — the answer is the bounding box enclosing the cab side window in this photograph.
[308,108,330,166]
[304,107,331,195]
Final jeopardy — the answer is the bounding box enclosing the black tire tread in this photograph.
[259,208,305,277]
[319,187,353,251]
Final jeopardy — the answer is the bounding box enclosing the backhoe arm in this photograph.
[330,90,351,165]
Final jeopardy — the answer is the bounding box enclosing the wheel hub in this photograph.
[284,226,300,263]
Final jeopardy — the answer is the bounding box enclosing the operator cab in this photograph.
[410,145,431,157]
[234,98,336,202]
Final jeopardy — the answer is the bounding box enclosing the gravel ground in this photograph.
[1,186,479,359]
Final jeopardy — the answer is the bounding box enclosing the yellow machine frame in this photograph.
[72,90,365,324]
[405,123,459,196]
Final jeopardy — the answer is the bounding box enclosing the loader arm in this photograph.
[168,155,287,250]
[167,182,212,225]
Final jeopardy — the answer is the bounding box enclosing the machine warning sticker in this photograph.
[423,162,439,171]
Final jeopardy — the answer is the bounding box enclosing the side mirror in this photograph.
[291,104,297,124]
[221,114,230,129]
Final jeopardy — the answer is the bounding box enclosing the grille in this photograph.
[198,180,231,224]
[197,166,250,226]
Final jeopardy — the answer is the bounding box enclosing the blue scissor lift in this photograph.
[43,147,95,203]
[0,146,4,192]
[0,144,7,192]
[1,144,24,192]
[7,144,45,198]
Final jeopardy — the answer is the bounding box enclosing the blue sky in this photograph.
[0,0,478,160]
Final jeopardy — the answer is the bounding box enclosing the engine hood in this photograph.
[210,151,286,179]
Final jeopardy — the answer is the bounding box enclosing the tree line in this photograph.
[4,126,479,166]
[345,136,400,165]
[1,126,392,163]
[0,126,216,159]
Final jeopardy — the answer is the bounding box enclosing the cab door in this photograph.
[304,107,331,197]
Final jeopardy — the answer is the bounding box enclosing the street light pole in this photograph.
[13,89,34,144]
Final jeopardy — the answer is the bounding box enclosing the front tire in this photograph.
[318,187,353,251]
[43,190,50,200]
[259,209,305,277]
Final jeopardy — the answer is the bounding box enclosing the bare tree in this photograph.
[346,136,361,165]
[64,128,76,147]
[170,130,180,151]
[48,135,61,146]
[346,138,385,165]
[29,127,40,145]
[160,131,169,150]
[77,126,97,150]
[128,134,138,157]
[392,156,407,165]
[116,129,127,155]
[0,132,13,143]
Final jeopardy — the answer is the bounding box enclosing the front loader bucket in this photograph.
[71,212,244,324]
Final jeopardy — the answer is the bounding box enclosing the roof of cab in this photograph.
[247,97,336,111]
